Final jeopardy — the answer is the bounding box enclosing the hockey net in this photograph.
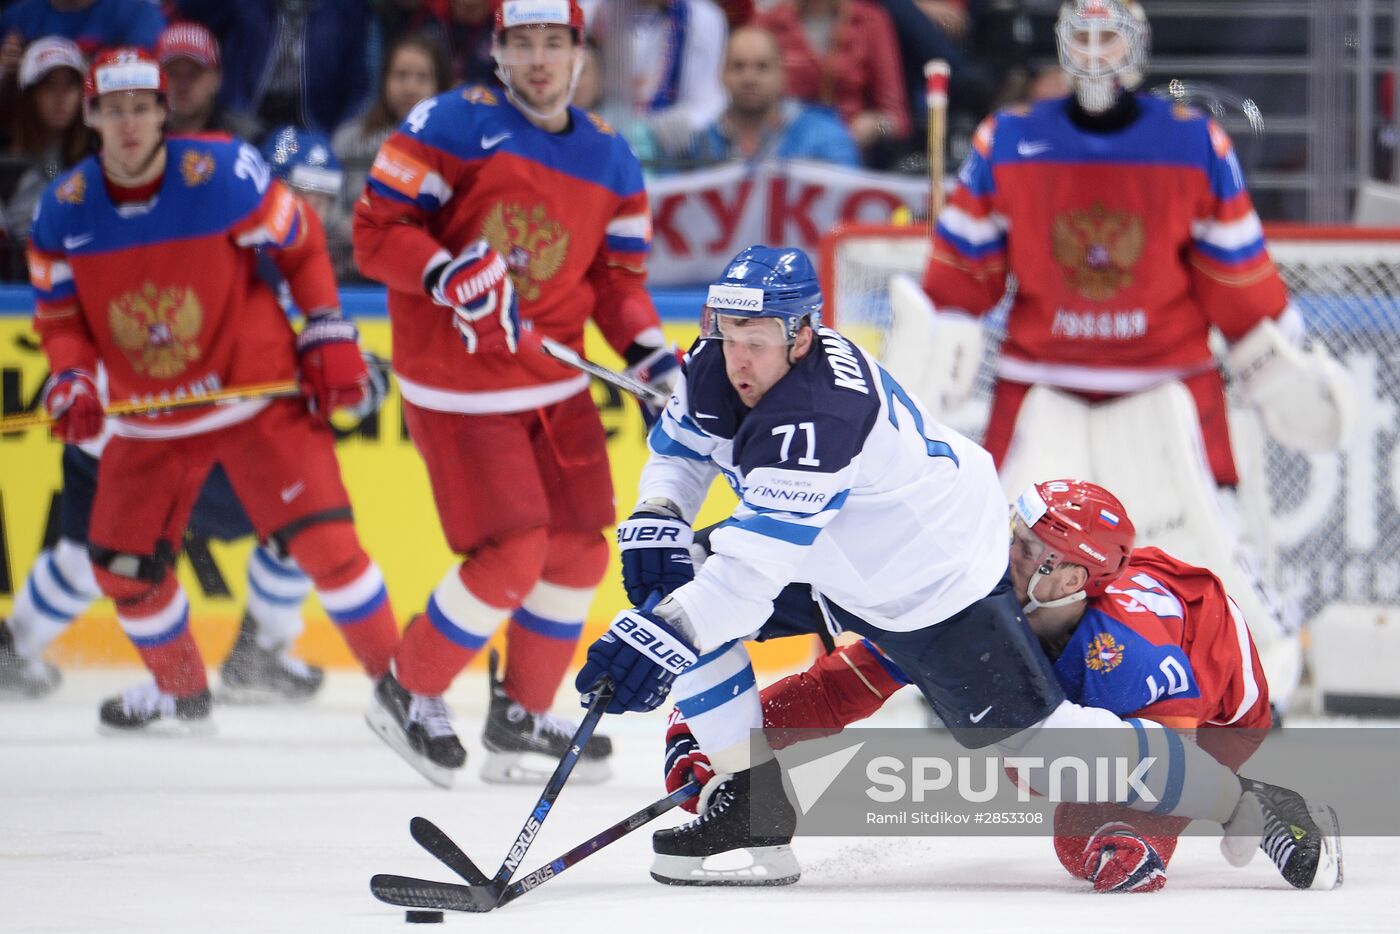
[819,223,1400,622]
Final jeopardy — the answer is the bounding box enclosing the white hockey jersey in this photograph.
[639,327,1010,652]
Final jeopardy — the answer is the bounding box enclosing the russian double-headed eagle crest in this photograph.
[481,202,570,303]
[108,282,203,378]
[181,149,216,186]
[56,172,86,205]
[1051,202,1144,300]
[1085,632,1126,674]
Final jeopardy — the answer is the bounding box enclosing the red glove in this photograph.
[429,239,521,354]
[1079,822,1169,893]
[43,369,103,443]
[296,311,368,421]
[1054,803,1179,893]
[662,708,716,814]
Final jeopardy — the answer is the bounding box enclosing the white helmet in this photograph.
[1055,0,1150,114]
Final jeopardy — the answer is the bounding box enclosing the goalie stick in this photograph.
[373,781,701,912]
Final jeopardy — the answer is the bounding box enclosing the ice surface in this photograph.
[2,671,1394,933]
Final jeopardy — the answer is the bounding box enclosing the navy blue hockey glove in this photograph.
[576,604,697,714]
[616,504,694,606]
[622,342,682,429]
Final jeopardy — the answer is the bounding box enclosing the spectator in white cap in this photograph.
[4,36,92,243]
[156,21,261,142]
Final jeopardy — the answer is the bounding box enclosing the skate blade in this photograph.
[650,846,800,887]
[1309,805,1343,890]
[216,681,318,706]
[479,751,611,786]
[97,717,215,738]
[364,704,457,790]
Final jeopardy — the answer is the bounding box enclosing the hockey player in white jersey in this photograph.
[576,245,1326,888]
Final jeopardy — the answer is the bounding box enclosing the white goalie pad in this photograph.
[1225,317,1358,452]
[999,381,1301,707]
[997,385,1093,501]
[881,274,985,419]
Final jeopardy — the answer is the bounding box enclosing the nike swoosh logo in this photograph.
[279,480,306,504]
[481,131,512,149]
[969,705,993,723]
[62,233,94,250]
[695,412,719,419]
[1016,140,1051,158]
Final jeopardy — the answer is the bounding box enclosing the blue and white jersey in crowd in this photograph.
[638,327,1010,651]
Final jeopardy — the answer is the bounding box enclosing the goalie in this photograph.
[915,0,1356,711]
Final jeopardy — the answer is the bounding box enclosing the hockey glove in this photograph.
[576,605,697,714]
[429,239,521,354]
[296,310,368,421]
[662,708,716,814]
[622,341,682,429]
[43,368,103,443]
[1077,821,1169,893]
[616,502,694,607]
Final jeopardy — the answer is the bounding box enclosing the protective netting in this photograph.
[822,226,1400,622]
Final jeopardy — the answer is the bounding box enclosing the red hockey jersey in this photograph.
[353,86,660,413]
[1056,546,1270,729]
[29,136,337,438]
[924,94,1289,395]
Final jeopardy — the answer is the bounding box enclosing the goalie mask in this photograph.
[1013,479,1135,614]
[1055,0,1149,114]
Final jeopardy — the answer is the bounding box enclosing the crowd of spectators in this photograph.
[0,0,1350,281]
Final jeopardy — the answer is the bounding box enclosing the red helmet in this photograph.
[493,0,585,40]
[1013,479,1135,595]
[84,47,166,105]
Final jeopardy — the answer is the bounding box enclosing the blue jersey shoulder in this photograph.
[1054,608,1201,716]
[404,88,644,197]
[989,93,1214,170]
[34,138,269,256]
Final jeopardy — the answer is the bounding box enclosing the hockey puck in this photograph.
[405,909,444,924]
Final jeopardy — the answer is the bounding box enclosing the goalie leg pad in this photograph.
[996,384,1094,500]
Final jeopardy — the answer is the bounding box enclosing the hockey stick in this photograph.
[924,59,950,228]
[0,379,302,434]
[409,817,490,885]
[372,780,701,912]
[529,333,668,407]
[373,683,615,912]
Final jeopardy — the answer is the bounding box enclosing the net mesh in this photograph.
[822,225,1400,622]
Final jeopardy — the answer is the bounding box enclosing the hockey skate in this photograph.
[480,649,612,784]
[1221,778,1343,890]
[651,758,800,886]
[218,612,324,703]
[98,681,213,736]
[0,619,60,699]
[365,670,466,789]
